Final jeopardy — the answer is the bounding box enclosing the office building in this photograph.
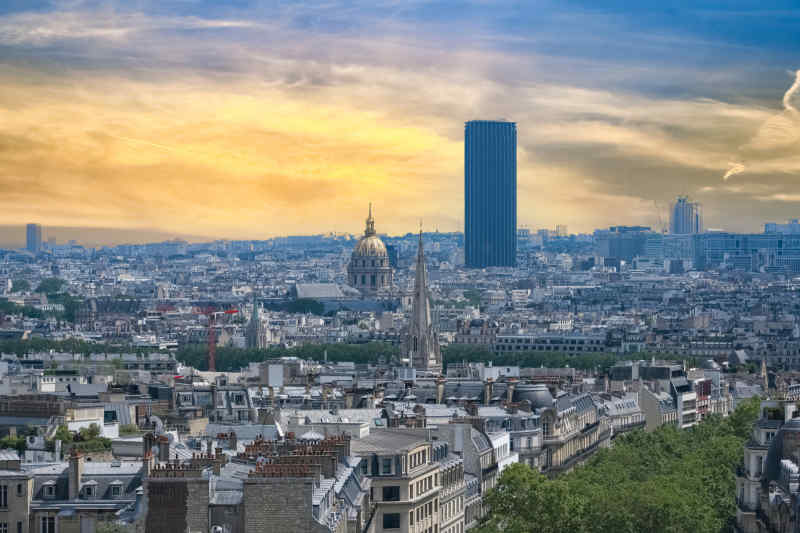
[464,120,517,268]
[669,196,702,235]
[26,223,42,254]
[765,219,800,234]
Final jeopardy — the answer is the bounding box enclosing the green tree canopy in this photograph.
[10,279,29,293]
[35,277,65,294]
[477,397,760,533]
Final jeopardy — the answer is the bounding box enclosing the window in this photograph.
[84,486,94,498]
[0,523,7,533]
[111,485,122,497]
[382,486,400,502]
[0,486,6,508]
[382,513,401,530]
[15,484,21,497]
[409,512,414,525]
[381,458,392,475]
[45,485,54,497]
[16,522,21,533]
[41,518,55,533]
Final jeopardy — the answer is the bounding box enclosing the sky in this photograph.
[0,0,799,243]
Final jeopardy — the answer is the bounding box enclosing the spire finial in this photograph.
[365,203,376,236]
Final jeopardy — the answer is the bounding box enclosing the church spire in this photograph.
[406,229,441,373]
[246,291,261,349]
[365,203,376,236]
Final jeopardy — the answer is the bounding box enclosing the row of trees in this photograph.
[477,397,760,533]
[0,337,135,356]
[171,342,635,373]
[0,337,686,376]
[174,341,401,371]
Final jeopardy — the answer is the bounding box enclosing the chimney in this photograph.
[68,449,84,500]
[436,377,446,404]
[144,451,154,478]
[158,436,170,462]
[229,431,237,451]
[484,378,493,406]
[506,379,517,403]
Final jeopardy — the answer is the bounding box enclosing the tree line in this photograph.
[476,397,760,533]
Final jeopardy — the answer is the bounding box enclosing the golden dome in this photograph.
[352,203,388,257]
[353,234,388,257]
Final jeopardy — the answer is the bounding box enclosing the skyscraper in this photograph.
[669,196,703,235]
[26,223,42,253]
[465,120,517,268]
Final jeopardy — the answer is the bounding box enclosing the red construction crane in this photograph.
[196,307,238,372]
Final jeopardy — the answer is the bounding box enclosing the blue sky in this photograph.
[0,0,798,239]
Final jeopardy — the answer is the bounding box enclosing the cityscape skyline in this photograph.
[0,2,799,239]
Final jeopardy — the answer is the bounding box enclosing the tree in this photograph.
[54,425,73,443]
[35,278,65,294]
[10,279,29,293]
[477,398,761,533]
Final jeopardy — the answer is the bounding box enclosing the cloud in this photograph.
[723,69,800,180]
[0,10,257,46]
[0,1,798,238]
[723,163,745,181]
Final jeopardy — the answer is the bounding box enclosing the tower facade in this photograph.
[669,196,702,235]
[404,232,442,373]
[26,223,42,253]
[465,120,517,268]
[347,205,393,295]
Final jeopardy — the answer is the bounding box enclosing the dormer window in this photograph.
[82,481,98,499]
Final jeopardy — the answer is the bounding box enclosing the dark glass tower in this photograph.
[464,120,517,268]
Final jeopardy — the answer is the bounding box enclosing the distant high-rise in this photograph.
[26,223,42,253]
[465,120,517,268]
[669,196,702,235]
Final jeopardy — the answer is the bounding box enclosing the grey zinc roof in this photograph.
[351,429,428,454]
[30,461,143,501]
[205,424,279,442]
[295,283,345,299]
[0,450,20,461]
[470,428,491,453]
[210,491,243,506]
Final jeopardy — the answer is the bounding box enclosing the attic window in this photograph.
[111,485,121,497]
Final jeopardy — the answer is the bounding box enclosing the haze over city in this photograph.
[1,1,799,243]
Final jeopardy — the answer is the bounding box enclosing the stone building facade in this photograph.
[347,205,393,295]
